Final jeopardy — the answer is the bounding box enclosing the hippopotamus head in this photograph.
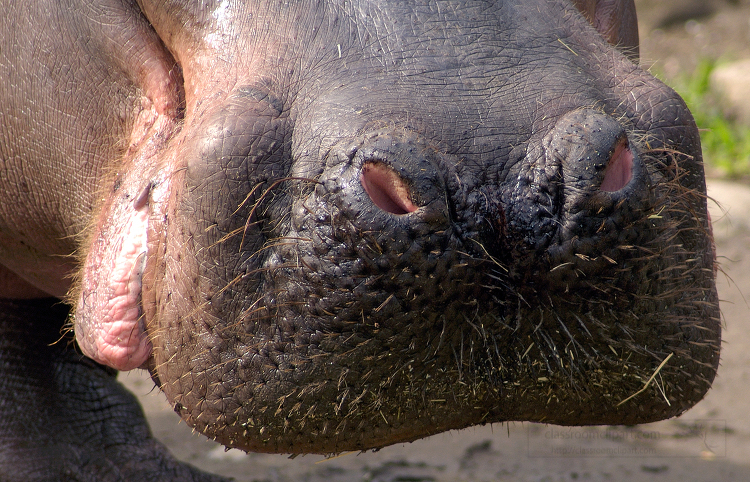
[74,0,719,454]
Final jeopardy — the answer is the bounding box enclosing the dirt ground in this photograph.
[120,2,750,481]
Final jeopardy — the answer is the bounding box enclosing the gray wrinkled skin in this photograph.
[0,0,719,480]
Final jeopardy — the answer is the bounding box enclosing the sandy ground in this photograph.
[119,3,750,481]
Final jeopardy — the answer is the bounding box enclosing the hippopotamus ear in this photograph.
[571,0,639,61]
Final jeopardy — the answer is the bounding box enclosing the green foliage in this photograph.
[655,60,750,179]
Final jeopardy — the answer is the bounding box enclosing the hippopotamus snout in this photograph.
[319,106,664,311]
[0,0,721,477]
[64,0,717,456]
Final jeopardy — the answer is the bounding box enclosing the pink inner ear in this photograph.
[360,163,419,215]
[600,141,633,192]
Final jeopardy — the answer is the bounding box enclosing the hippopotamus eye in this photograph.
[360,161,419,215]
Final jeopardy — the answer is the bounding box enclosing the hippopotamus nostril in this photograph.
[599,138,633,193]
[360,162,419,215]
[510,107,655,257]
[321,130,450,228]
[544,109,648,211]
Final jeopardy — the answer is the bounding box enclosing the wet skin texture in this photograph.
[0,0,719,480]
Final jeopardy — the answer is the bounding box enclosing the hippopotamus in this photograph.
[0,0,720,480]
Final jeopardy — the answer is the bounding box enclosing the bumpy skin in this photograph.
[0,299,227,481]
[0,0,720,479]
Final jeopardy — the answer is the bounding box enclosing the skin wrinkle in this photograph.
[1,0,188,296]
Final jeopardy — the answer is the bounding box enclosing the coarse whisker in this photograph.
[238,177,320,251]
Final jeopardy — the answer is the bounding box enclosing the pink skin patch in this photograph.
[74,113,177,373]
[76,189,152,371]
[360,163,419,215]
[72,28,179,371]
[600,141,634,192]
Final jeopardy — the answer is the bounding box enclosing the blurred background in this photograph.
[121,2,750,480]
[637,0,750,179]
